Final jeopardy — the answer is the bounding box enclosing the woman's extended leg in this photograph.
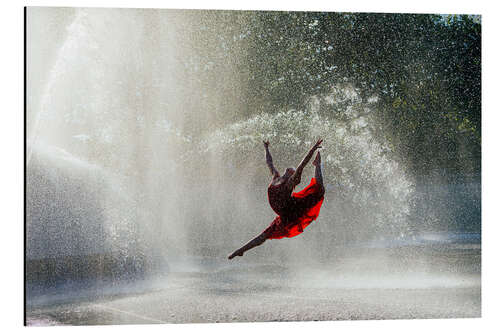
[228,232,268,260]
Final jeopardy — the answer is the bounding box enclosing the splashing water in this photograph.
[27,7,415,285]
[27,8,190,281]
[200,85,415,254]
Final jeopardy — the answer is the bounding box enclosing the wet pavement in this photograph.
[26,244,481,326]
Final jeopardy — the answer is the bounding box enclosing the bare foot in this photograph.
[312,151,321,166]
[228,249,244,260]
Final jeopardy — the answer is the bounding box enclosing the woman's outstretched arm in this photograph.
[264,141,279,177]
[291,139,323,185]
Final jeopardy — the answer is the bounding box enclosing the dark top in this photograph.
[268,179,293,216]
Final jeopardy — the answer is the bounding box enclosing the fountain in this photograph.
[26,7,189,290]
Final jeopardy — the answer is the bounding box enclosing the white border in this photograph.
[4,1,499,332]
[18,0,487,13]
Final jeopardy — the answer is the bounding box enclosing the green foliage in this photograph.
[179,11,480,176]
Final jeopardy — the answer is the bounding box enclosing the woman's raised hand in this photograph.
[263,140,270,148]
[313,139,323,150]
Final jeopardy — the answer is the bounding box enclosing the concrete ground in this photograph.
[26,244,481,326]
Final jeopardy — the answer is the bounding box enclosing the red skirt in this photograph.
[263,178,324,239]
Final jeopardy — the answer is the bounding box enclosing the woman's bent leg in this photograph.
[313,152,325,195]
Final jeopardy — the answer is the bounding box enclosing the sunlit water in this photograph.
[26,8,480,324]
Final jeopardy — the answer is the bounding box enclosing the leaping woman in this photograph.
[228,139,325,259]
